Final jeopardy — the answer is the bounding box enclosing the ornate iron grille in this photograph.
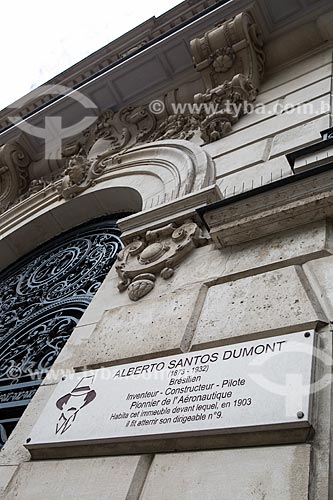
[0,219,123,448]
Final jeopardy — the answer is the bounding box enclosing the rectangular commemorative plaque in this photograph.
[26,331,315,458]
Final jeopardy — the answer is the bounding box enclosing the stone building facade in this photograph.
[1,0,333,498]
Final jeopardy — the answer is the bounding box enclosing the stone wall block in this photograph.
[0,384,56,466]
[139,445,311,500]
[43,323,98,385]
[303,255,333,320]
[192,266,327,349]
[260,49,333,92]
[258,62,332,105]
[0,466,18,498]
[2,455,151,500]
[223,220,333,280]
[217,156,293,198]
[270,115,330,158]
[74,284,208,369]
[214,139,270,178]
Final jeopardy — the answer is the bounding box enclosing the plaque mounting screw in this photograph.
[26,438,31,443]
[304,332,311,338]
[62,376,66,381]
[297,411,304,419]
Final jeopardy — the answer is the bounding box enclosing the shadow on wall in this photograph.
[0,186,142,271]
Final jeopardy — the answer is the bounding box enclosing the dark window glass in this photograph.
[0,218,123,448]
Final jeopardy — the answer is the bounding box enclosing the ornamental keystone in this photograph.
[116,220,207,300]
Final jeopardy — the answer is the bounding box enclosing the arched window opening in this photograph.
[0,217,124,449]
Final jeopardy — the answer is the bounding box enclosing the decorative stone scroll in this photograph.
[63,105,157,160]
[191,11,265,91]
[0,142,31,214]
[116,220,206,301]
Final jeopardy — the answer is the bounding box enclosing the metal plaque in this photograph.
[26,331,315,458]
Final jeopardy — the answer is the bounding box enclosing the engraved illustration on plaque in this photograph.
[55,376,96,435]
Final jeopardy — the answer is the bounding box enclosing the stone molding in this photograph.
[286,126,333,174]
[0,142,217,270]
[118,185,222,243]
[116,219,207,301]
[200,168,333,247]
[0,0,221,132]
[0,139,215,219]
[57,139,215,203]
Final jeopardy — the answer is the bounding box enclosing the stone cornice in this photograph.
[1,0,332,137]
[0,0,222,132]
[118,185,222,243]
[0,9,262,215]
[198,166,333,248]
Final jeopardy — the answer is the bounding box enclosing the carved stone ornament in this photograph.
[190,11,265,91]
[49,10,265,204]
[116,220,207,301]
[57,149,127,200]
[63,104,157,160]
[195,73,257,142]
[57,155,94,200]
[0,11,265,214]
[147,11,264,145]
[0,142,31,214]
[149,114,200,142]
[20,178,48,198]
[60,10,264,157]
